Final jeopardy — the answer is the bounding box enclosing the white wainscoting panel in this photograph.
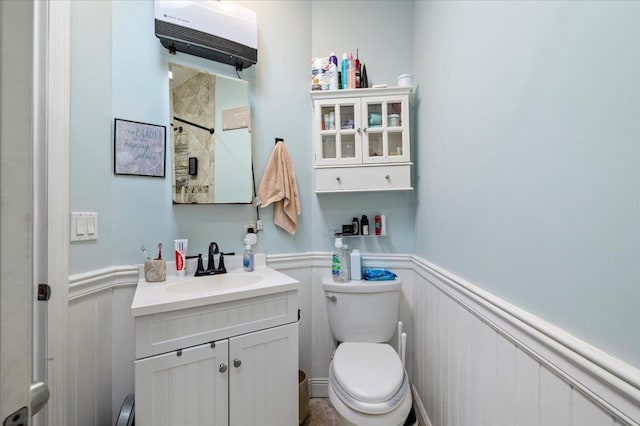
[68,266,138,426]
[67,289,113,426]
[66,255,640,426]
[411,257,640,426]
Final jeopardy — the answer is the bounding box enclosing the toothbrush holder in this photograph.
[144,259,167,282]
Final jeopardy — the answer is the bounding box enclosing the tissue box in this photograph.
[144,259,166,282]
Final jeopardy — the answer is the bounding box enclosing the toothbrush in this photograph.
[141,245,151,260]
[157,243,163,260]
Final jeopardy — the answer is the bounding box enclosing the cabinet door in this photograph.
[135,340,229,426]
[314,98,362,166]
[229,322,299,426]
[361,95,410,164]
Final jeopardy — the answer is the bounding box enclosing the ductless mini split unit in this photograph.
[154,0,258,70]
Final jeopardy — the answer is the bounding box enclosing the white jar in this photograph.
[397,73,413,87]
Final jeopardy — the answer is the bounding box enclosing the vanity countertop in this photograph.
[131,255,298,317]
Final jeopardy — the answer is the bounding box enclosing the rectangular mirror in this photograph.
[169,63,253,204]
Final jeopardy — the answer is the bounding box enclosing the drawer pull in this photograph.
[233,359,242,368]
[336,176,341,181]
[385,175,391,180]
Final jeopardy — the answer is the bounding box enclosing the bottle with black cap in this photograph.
[361,215,369,235]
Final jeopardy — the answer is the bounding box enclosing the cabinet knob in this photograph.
[363,127,368,133]
[335,176,341,182]
[219,363,227,373]
[357,128,361,133]
[385,174,391,180]
[233,359,242,368]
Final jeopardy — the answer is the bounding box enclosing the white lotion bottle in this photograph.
[350,249,362,280]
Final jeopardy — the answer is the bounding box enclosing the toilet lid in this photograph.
[332,342,404,404]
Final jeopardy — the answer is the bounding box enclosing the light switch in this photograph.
[71,212,98,242]
[87,217,96,235]
[76,217,87,235]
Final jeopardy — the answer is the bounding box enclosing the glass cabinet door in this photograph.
[315,99,361,165]
[361,97,410,164]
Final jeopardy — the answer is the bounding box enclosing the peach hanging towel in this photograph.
[257,140,301,234]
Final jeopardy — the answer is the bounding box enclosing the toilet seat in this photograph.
[330,342,409,415]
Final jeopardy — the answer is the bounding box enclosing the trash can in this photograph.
[299,369,309,425]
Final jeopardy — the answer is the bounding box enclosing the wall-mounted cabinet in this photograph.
[311,87,413,193]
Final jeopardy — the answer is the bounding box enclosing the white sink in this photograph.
[165,273,263,294]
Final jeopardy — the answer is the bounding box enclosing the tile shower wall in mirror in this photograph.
[169,63,253,204]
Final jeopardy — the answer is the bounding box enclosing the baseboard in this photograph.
[309,378,328,398]
[410,384,431,426]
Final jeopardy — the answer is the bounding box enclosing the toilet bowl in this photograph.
[328,342,412,425]
[323,277,412,426]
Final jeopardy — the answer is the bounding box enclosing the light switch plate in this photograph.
[71,212,98,241]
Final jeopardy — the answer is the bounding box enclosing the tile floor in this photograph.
[301,398,341,425]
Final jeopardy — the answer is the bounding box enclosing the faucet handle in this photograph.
[215,252,227,274]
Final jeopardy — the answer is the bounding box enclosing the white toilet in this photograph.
[323,277,412,426]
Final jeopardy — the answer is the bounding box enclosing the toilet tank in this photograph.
[322,277,400,343]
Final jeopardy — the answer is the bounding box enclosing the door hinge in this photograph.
[37,284,51,301]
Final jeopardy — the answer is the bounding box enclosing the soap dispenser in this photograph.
[243,233,257,272]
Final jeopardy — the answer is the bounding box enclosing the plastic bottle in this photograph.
[350,249,362,280]
[361,64,368,88]
[351,217,359,235]
[332,237,346,282]
[380,214,387,236]
[375,214,382,236]
[355,49,361,88]
[243,239,254,272]
[361,215,369,235]
[341,53,349,90]
[342,244,351,281]
[347,52,356,89]
[329,52,339,91]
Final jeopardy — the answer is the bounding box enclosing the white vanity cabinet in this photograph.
[132,275,299,426]
[312,87,413,192]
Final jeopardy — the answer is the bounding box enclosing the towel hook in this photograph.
[275,137,284,145]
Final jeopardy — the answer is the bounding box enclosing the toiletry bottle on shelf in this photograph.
[352,217,359,235]
[347,52,356,89]
[350,249,362,280]
[332,237,347,282]
[342,244,351,281]
[375,215,382,236]
[243,238,254,272]
[341,53,348,90]
[361,215,369,235]
[380,214,387,236]
[355,49,361,88]
[361,64,368,88]
[329,52,339,91]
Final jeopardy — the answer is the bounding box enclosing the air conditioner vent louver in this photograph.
[155,20,257,69]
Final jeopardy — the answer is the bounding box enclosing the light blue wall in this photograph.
[413,1,640,368]
[69,1,113,272]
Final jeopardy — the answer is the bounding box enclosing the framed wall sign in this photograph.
[113,118,166,177]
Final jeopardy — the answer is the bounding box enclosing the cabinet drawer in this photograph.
[315,164,412,192]
[135,290,298,359]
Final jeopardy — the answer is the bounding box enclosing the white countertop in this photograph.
[131,255,299,317]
